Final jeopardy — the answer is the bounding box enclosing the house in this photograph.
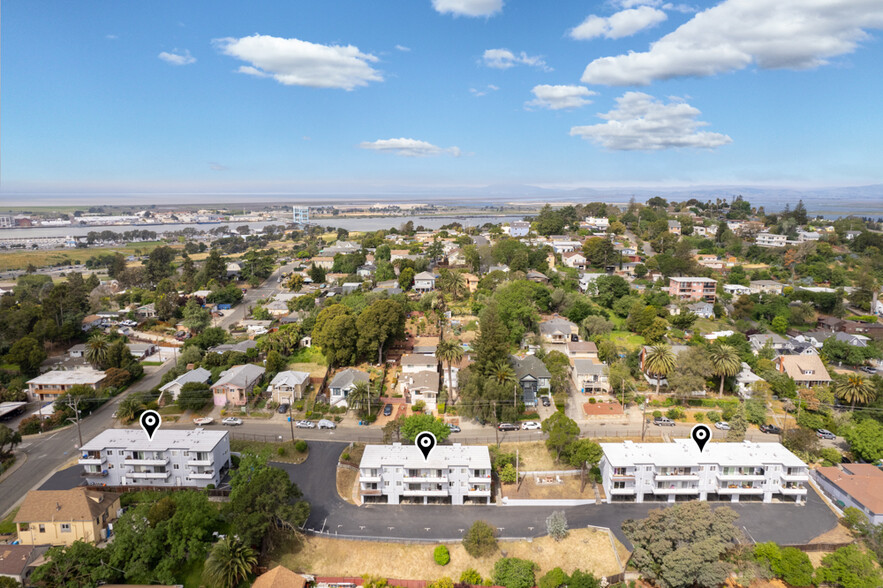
[797,230,821,242]
[461,273,479,293]
[561,251,587,270]
[14,488,121,546]
[27,368,106,402]
[158,367,212,405]
[749,280,784,295]
[579,273,607,294]
[583,217,610,230]
[125,342,157,360]
[551,240,581,254]
[774,354,832,388]
[526,270,549,284]
[667,220,681,235]
[723,284,752,297]
[226,262,242,279]
[135,303,157,319]
[401,371,440,411]
[359,443,492,505]
[539,317,579,345]
[601,439,809,504]
[567,340,598,360]
[211,364,266,407]
[328,368,369,408]
[668,277,717,303]
[509,221,530,237]
[0,544,46,585]
[571,359,609,394]
[268,371,311,404]
[748,333,789,354]
[401,354,438,374]
[640,345,689,387]
[413,272,437,293]
[511,355,551,406]
[311,256,335,270]
[442,354,471,393]
[735,362,765,399]
[81,314,104,331]
[207,340,257,355]
[357,263,376,278]
[755,232,788,248]
[687,301,715,319]
[488,264,509,274]
[264,300,291,317]
[813,464,883,525]
[412,336,439,356]
[252,566,309,588]
[79,428,231,488]
[844,230,862,241]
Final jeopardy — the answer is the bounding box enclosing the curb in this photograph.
[0,450,28,485]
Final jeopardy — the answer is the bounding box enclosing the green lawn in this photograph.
[0,507,19,535]
[605,330,645,350]
[178,558,206,588]
[288,346,327,365]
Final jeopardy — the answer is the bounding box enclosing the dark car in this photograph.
[383,404,393,416]
[277,403,290,414]
[497,423,518,432]
[541,396,551,407]
[760,424,782,434]
[653,416,676,426]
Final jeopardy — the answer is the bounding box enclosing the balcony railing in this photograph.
[78,456,106,466]
[608,487,635,495]
[125,457,169,466]
[81,470,108,478]
[360,474,382,483]
[189,472,215,480]
[717,485,764,494]
[402,489,449,497]
[127,471,171,479]
[780,472,809,482]
[403,475,448,483]
[187,459,214,467]
[717,472,765,482]
[361,488,382,496]
[652,486,699,495]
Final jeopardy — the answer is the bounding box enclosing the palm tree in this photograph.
[437,339,464,406]
[346,380,375,416]
[202,535,257,588]
[643,344,676,397]
[834,374,876,410]
[708,343,741,398]
[489,360,516,386]
[116,395,144,423]
[85,332,109,369]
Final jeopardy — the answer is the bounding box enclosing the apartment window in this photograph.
[174,464,179,470]
[172,451,178,456]
[613,482,626,489]
[613,467,628,476]
[107,450,113,455]
[38,524,45,533]
[60,523,71,533]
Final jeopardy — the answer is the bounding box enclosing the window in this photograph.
[174,464,179,470]
[60,523,71,533]
[613,482,626,489]
[172,450,178,456]
[107,450,113,455]
[38,524,45,533]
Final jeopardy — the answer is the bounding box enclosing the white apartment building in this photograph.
[600,439,808,505]
[359,443,492,505]
[79,429,231,488]
[755,232,788,248]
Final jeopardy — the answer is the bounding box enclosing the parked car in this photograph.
[296,420,315,429]
[222,417,242,426]
[497,423,518,432]
[193,417,213,426]
[383,404,393,417]
[714,421,731,430]
[277,403,290,414]
[817,428,836,439]
[521,421,541,430]
[653,416,675,426]
[541,396,551,407]
[760,424,782,434]
[317,419,336,429]
[860,366,877,374]
[447,424,461,433]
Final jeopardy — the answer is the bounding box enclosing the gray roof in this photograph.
[270,370,310,388]
[213,364,265,389]
[209,340,257,354]
[511,355,551,381]
[571,359,605,375]
[833,332,869,347]
[360,443,490,470]
[401,354,438,367]
[539,318,577,336]
[329,368,369,390]
[403,371,439,392]
[159,367,212,392]
[414,271,436,281]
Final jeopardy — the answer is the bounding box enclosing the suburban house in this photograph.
[567,340,598,360]
[14,488,121,546]
[359,443,492,505]
[813,464,883,525]
[755,232,788,248]
[264,300,291,317]
[412,336,439,356]
[561,251,587,270]
[158,367,212,405]
[748,333,789,354]
[511,355,551,406]
[668,277,718,303]
[211,364,266,407]
[252,566,309,588]
[723,284,752,296]
[413,272,437,293]
[328,368,369,408]
[526,270,549,284]
[600,439,809,504]
[749,280,785,295]
[583,216,609,230]
[207,340,257,355]
[735,363,765,399]
[667,220,681,235]
[539,317,579,345]
[401,354,438,374]
[509,221,530,237]
[442,355,472,394]
[669,302,714,319]
[79,428,231,488]
[135,303,157,319]
[461,273,480,293]
[268,371,311,404]
[0,544,45,585]
[579,273,607,294]
[401,371,440,412]
[226,262,242,279]
[640,345,690,387]
[571,359,609,394]
[774,354,832,388]
[26,368,106,402]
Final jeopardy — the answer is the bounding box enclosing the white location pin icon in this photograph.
[691,424,711,452]
[415,431,437,460]
[140,410,162,441]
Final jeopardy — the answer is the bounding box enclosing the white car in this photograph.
[521,421,541,430]
[317,419,336,429]
[295,420,315,429]
[193,417,214,426]
[714,421,731,430]
[222,417,242,426]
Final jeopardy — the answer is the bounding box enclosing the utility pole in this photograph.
[66,396,84,449]
[641,398,648,441]
[492,400,499,448]
[288,397,295,442]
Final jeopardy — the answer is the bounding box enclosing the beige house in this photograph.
[774,354,832,388]
[461,273,480,293]
[14,488,120,546]
[268,370,310,404]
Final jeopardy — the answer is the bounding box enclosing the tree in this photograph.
[436,339,464,405]
[0,424,22,456]
[642,317,669,343]
[346,380,377,416]
[202,535,257,588]
[312,304,358,366]
[30,540,121,587]
[644,344,676,396]
[265,350,287,374]
[708,343,742,397]
[581,315,613,339]
[624,501,742,588]
[181,298,212,333]
[842,419,883,463]
[835,374,876,410]
[565,438,602,469]
[567,570,602,588]
[545,510,568,541]
[594,275,631,308]
[726,403,748,442]
[582,237,615,267]
[539,568,568,588]
[400,414,451,442]
[473,302,510,374]
[771,315,789,334]
[460,569,483,585]
[499,463,517,483]
[542,350,572,396]
[154,278,180,321]
[463,520,497,558]
[541,412,579,462]
[398,267,415,291]
[753,542,814,587]
[814,544,882,588]
[356,299,406,364]
[144,246,176,284]
[5,336,47,376]
[176,382,213,411]
[492,558,538,588]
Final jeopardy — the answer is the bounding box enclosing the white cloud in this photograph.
[526,85,597,110]
[432,0,503,17]
[158,49,196,65]
[470,84,499,97]
[209,162,229,171]
[582,0,883,86]
[482,48,550,70]
[569,92,732,150]
[213,34,382,90]
[570,6,667,40]
[395,44,411,52]
[106,34,119,40]
[359,138,461,157]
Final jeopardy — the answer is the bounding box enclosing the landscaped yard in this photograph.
[336,466,359,505]
[0,507,19,535]
[230,439,310,464]
[0,241,179,271]
[276,528,623,580]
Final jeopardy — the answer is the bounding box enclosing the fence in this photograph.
[95,484,230,497]
[780,542,854,553]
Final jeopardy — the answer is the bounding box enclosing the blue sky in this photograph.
[4,0,883,197]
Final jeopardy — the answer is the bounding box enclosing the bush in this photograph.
[230,455,241,468]
[341,452,350,462]
[707,410,721,423]
[545,511,568,541]
[538,568,568,588]
[666,407,685,421]
[499,463,517,484]
[693,412,705,422]
[463,521,497,558]
[492,558,538,588]
[294,440,308,453]
[652,410,663,418]
[277,446,286,457]
[206,484,215,490]
[434,545,450,566]
[841,507,869,532]
[588,397,596,404]
[819,447,842,466]
[460,569,483,585]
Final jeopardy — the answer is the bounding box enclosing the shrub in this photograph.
[294,440,308,453]
[463,521,497,558]
[819,447,842,466]
[206,484,215,490]
[693,412,705,422]
[341,452,350,462]
[588,397,596,404]
[427,578,453,588]
[460,569,483,585]
[434,545,450,566]
[666,407,685,421]
[707,410,721,423]
[492,558,538,588]
[277,446,286,457]
[545,511,568,541]
[499,463,517,484]
[538,568,568,588]
[230,455,241,468]
[841,507,869,532]
[721,405,736,420]
[652,410,663,418]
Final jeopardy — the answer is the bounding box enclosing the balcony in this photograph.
[467,488,491,496]
[125,457,169,467]
[718,485,764,494]
[189,471,215,480]
[779,484,807,495]
[403,489,449,497]
[655,473,699,482]
[608,487,636,495]
[717,472,765,482]
[469,476,492,484]
[128,471,171,480]
[403,475,448,483]
[781,473,809,483]
[361,488,382,496]
[78,456,106,466]
[187,459,214,467]
[652,486,699,495]
[81,470,108,478]
[611,474,635,481]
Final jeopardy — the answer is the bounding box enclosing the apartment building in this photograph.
[755,232,788,248]
[359,443,492,505]
[509,221,530,237]
[668,277,718,303]
[78,429,231,488]
[600,439,809,504]
[26,368,106,402]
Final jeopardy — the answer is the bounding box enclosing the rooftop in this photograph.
[360,443,491,470]
[213,364,266,389]
[27,368,106,386]
[159,367,211,392]
[80,428,229,453]
[15,488,117,523]
[270,370,311,388]
[601,439,807,468]
[815,464,883,515]
[401,354,438,367]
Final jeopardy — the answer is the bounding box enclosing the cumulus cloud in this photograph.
[582,0,883,85]
[569,92,732,150]
[470,84,499,97]
[359,138,461,157]
[570,6,667,40]
[158,49,196,65]
[482,48,550,70]
[213,34,382,90]
[432,0,503,17]
[526,85,597,110]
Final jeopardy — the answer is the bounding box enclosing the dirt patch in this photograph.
[498,441,559,471]
[340,443,366,468]
[337,467,359,505]
[275,528,622,580]
[809,522,854,544]
[291,362,327,379]
[501,475,596,500]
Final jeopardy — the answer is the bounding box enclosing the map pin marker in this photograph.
[140,410,162,441]
[691,424,711,453]
[415,431,437,461]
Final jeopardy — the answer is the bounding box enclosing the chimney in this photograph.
[56,502,61,511]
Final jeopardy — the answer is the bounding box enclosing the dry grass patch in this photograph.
[337,467,359,505]
[276,528,621,580]
[809,522,853,544]
[498,441,558,471]
[501,476,596,500]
